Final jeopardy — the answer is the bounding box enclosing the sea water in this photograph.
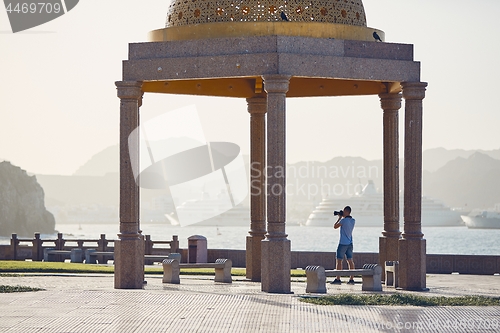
[3,224,498,256]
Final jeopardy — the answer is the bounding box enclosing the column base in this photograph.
[379,235,400,280]
[114,235,144,289]
[398,237,426,291]
[261,238,291,293]
[246,235,264,282]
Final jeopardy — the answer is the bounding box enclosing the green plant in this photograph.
[300,293,500,306]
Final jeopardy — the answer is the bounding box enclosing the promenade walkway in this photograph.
[1,273,499,332]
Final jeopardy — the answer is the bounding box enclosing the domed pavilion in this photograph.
[115,0,427,293]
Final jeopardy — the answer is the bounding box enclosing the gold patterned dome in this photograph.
[149,0,383,42]
[167,0,367,27]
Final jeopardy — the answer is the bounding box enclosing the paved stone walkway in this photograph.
[1,273,499,332]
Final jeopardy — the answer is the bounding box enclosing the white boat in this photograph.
[306,180,463,227]
[461,204,500,229]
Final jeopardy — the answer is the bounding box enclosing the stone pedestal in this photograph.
[399,82,428,291]
[261,238,291,293]
[115,81,144,289]
[246,97,267,282]
[378,93,402,279]
[114,228,144,289]
[246,236,264,281]
[261,75,291,293]
[379,235,399,279]
[398,238,426,290]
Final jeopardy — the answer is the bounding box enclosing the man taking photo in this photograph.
[331,206,355,285]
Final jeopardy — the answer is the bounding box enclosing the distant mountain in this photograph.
[423,152,500,209]
[73,145,118,176]
[76,144,500,177]
[74,137,208,176]
[287,156,383,198]
[36,173,119,206]
[423,147,500,172]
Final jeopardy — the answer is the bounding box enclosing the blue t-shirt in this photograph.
[339,217,355,245]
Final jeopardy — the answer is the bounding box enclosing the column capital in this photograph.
[116,81,143,100]
[379,93,402,111]
[262,75,291,94]
[401,82,427,100]
[246,97,267,115]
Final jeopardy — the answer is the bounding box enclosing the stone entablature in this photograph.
[124,36,419,98]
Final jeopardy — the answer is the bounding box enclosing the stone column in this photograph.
[261,75,291,293]
[378,93,402,279]
[399,82,428,291]
[114,80,144,289]
[246,97,267,282]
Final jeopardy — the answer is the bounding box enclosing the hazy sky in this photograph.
[1,1,499,175]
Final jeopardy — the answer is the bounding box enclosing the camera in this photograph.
[334,210,343,216]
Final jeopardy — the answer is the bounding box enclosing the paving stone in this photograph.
[0,274,499,332]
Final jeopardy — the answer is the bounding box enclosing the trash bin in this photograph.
[188,235,207,263]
